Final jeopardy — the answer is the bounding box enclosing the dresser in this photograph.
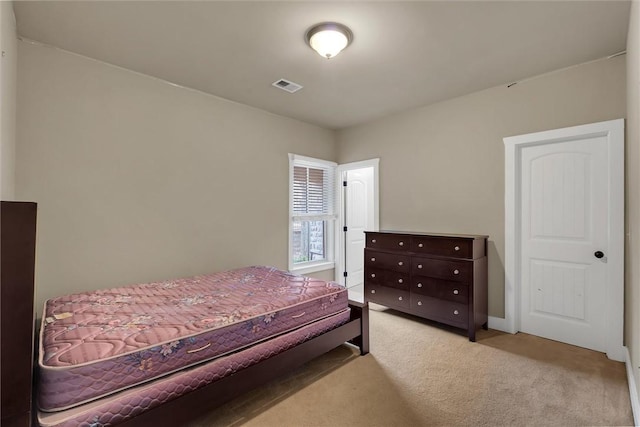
[1,202,37,427]
[364,231,488,341]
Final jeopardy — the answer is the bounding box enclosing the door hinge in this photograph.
[343,271,348,277]
[343,226,348,232]
[343,180,347,186]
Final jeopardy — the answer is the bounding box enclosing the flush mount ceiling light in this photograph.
[305,22,353,59]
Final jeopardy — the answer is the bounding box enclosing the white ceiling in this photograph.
[13,1,631,130]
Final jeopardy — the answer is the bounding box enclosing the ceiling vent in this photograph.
[272,78,303,93]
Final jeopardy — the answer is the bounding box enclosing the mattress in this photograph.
[38,308,351,427]
[38,266,348,411]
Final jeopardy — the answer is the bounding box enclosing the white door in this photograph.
[504,119,624,361]
[521,137,608,351]
[344,167,375,288]
[334,159,379,301]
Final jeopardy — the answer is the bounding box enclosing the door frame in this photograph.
[334,158,380,285]
[503,119,624,361]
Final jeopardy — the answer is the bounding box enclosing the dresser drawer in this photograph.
[412,277,468,304]
[412,236,472,258]
[365,233,411,251]
[412,257,471,282]
[365,267,410,290]
[366,284,410,310]
[365,249,410,273]
[410,295,468,328]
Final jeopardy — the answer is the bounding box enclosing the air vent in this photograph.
[272,78,303,93]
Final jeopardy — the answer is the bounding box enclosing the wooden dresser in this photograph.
[364,231,488,341]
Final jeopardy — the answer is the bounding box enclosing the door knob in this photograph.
[594,251,605,259]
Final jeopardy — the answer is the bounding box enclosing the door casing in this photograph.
[503,119,624,361]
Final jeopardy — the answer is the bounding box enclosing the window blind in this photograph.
[291,164,335,221]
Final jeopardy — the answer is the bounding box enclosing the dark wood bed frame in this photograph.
[2,202,38,427]
[3,201,370,426]
[119,301,369,426]
[34,307,369,427]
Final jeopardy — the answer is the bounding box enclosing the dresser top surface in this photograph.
[367,230,489,240]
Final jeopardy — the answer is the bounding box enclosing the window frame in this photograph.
[288,153,337,274]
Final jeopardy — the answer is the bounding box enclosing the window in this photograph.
[288,154,337,274]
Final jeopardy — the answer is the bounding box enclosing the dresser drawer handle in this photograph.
[371,273,376,278]
[417,264,423,269]
[371,257,376,262]
[417,283,423,288]
[398,296,403,301]
[398,241,404,246]
[454,246,460,251]
[398,278,403,284]
[398,261,403,266]
[453,289,459,295]
[453,310,459,315]
[372,239,376,243]
[418,243,424,248]
[417,301,423,306]
[371,289,376,294]
[453,269,459,275]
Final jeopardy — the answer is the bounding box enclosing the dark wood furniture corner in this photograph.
[1,201,37,427]
[364,231,488,341]
[348,300,370,355]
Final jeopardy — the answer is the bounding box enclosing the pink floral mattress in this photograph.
[38,266,348,411]
[38,308,351,427]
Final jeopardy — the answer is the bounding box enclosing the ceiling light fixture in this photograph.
[305,22,353,59]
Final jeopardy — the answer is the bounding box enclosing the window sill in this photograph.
[289,261,335,275]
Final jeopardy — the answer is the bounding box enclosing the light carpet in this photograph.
[188,304,633,427]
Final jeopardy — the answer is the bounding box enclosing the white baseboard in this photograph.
[626,346,640,426]
[488,316,511,333]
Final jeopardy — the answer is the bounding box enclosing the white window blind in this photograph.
[288,154,337,273]
[292,165,335,221]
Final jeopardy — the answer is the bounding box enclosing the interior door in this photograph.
[520,136,609,352]
[344,167,375,288]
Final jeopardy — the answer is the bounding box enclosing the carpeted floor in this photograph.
[188,304,634,427]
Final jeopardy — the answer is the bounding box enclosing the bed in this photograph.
[35,266,369,426]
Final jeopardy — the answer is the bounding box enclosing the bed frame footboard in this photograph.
[117,301,369,427]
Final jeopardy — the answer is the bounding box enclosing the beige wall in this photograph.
[16,40,336,312]
[626,0,640,408]
[13,15,632,332]
[337,56,626,318]
[0,1,16,200]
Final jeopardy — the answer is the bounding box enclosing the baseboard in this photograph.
[626,346,640,426]
[488,316,510,333]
